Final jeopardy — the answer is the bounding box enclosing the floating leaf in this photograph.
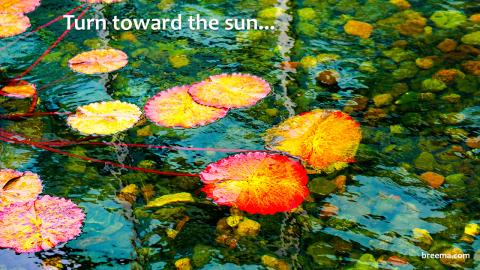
[200,152,309,215]
[0,13,30,38]
[0,81,36,99]
[0,169,42,211]
[0,0,40,13]
[67,101,142,135]
[0,195,85,253]
[68,49,128,74]
[264,110,361,172]
[144,86,229,128]
[146,192,195,208]
[188,73,271,109]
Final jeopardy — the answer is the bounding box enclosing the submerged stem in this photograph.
[0,129,199,177]
[0,4,86,53]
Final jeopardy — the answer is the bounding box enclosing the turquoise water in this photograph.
[1,0,480,269]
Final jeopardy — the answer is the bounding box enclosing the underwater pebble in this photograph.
[414,152,436,171]
[437,39,458,53]
[261,255,289,270]
[316,70,340,85]
[344,20,374,39]
[466,137,480,148]
[420,171,445,188]
[415,57,434,69]
[175,258,192,270]
[373,94,393,107]
[462,31,480,45]
[439,247,466,267]
[462,60,480,76]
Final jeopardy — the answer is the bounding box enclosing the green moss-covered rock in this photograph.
[414,152,435,171]
[422,78,447,92]
[192,244,213,267]
[352,254,378,270]
[461,31,480,45]
[308,178,337,196]
[393,61,418,80]
[430,10,466,29]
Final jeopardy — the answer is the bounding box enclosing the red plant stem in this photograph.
[0,131,199,177]
[0,111,71,120]
[27,93,39,113]
[47,141,268,153]
[27,74,74,113]
[37,74,73,91]
[14,5,91,81]
[0,4,86,53]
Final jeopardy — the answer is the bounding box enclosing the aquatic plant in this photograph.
[0,195,84,253]
[67,101,142,135]
[0,13,31,38]
[68,49,129,74]
[0,169,42,211]
[0,81,36,99]
[200,152,309,215]
[144,86,229,128]
[0,0,40,14]
[188,73,272,109]
[265,110,361,172]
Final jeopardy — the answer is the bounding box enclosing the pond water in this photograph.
[1,0,479,269]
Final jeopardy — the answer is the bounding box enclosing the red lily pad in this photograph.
[200,152,309,215]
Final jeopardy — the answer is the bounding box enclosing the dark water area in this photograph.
[0,0,479,269]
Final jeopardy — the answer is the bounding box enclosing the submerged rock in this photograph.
[430,10,467,29]
[316,70,340,85]
[309,178,337,196]
[235,218,261,237]
[373,94,393,107]
[344,20,374,39]
[420,171,445,188]
[415,57,434,69]
[261,255,289,270]
[414,152,435,171]
[378,10,427,36]
[353,254,378,270]
[461,31,480,45]
[466,137,480,148]
[437,39,458,53]
[439,247,466,267]
[422,78,447,92]
[412,228,433,248]
[175,258,192,270]
[462,60,480,76]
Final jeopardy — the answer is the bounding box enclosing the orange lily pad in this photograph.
[0,0,40,13]
[144,86,229,128]
[188,73,271,109]
[0,13,30,38]
[200,152,309,215]
[264,110,362,172]
[67,101,142,135]
[0,169,42,211]
[0,81,36,99]
[68,49,128,74]
[0,195,84,253]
